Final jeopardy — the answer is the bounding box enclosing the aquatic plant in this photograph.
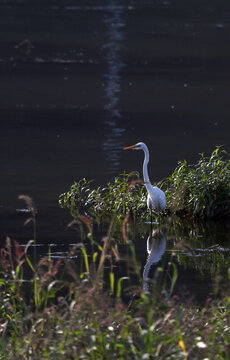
[59,172,148,220]
[165,146,230,219]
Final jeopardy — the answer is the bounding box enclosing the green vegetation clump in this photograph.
[165,147,230,219]
[60,147,230,221]
[59,172,148,220]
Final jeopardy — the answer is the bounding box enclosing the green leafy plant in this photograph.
[59,172,148,220]
[165,146,230,219]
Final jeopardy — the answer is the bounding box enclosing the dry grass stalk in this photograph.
[97,236,110,277]
[122,212,131,242]
[18,195,37,217]
[35,257,62,282]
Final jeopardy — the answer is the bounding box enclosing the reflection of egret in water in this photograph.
[102,1,126,173]
[143,229,166,292]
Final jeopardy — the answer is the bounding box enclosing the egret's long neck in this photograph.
[143,147,150,184]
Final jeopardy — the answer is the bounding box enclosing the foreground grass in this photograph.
[1,284,230,359]
[0,234,230,359]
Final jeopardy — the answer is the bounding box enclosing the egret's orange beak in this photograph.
[123,145,136,150]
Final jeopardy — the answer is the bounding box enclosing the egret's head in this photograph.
[123,142,146,151]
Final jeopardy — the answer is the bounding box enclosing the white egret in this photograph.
[123,142,166,217]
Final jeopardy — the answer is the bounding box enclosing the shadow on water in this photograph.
[140,218,230,303]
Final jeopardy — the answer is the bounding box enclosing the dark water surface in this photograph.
[1,0,230,300]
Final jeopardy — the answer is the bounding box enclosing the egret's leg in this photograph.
[150,209,153,237]
[158,212,164,229]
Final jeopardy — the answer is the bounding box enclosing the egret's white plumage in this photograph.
[123,142,166,214]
